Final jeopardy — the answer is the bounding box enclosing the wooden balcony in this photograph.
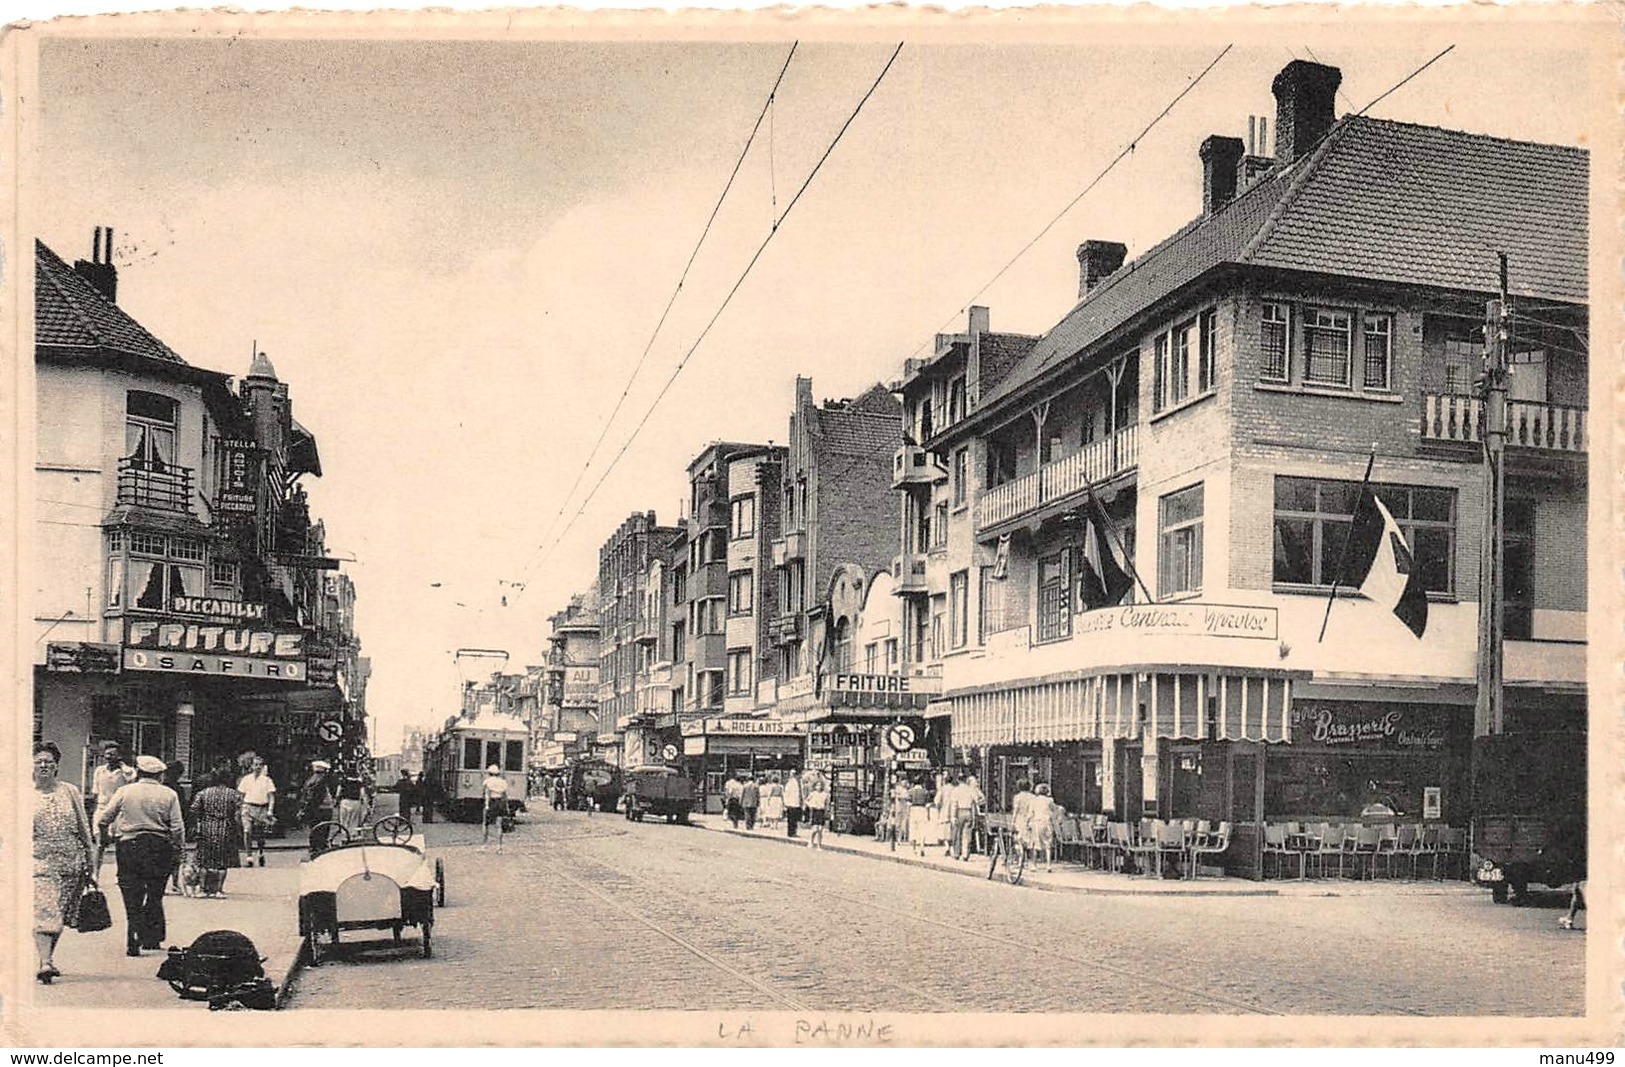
[976,426,1138,531]
[116,457,195,515]
[892,445,948,488]
[1422,395,1587,453]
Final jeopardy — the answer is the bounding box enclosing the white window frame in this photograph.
[1158,483,1205,599]
[1363,313,1393,391]
[1304,307,1353,387]
[1260,302,1291,382]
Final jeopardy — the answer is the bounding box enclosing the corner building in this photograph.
[895,61,1588,874]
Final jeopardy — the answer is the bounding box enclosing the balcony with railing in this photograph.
[116,458,195,516]
[891,551,928,595]
[976,426,1139,531]
[1421,395,1587,453]
[892,445,948,489]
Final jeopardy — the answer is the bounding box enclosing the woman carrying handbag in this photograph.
[32,741,97,984]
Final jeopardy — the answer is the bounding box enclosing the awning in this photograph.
[951,670,1297,746]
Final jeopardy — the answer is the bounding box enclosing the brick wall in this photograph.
[816,444,898,595]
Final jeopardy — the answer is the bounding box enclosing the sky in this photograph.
[30,26,1595,751]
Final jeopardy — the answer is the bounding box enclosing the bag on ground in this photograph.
[156,929,268,1004]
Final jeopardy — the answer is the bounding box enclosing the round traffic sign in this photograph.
[661,743,679,762]
[317,719,343,744]
[884,723,916,754]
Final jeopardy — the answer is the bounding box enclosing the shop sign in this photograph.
[305,636,338,687]
[122,648,306,680]
[1291,702,1448,750]
[46,641,121,673]
[562,666,599,708]
[827,672,944,696]
[1073,602,1277,640]
[125,618,305,658]
[168,596,267,621]
[681,718,808,737]
[683,737,706,756]
[894,749,930,764]
[216,439,261,518]
[553,732,579,743]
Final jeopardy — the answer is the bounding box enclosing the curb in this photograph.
[694,821,1480,899]
[270,930,308,1009]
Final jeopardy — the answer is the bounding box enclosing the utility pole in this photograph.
[1474,254,1510,740]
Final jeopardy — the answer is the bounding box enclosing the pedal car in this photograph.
[297,815,439,964]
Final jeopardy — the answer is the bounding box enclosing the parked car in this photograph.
[622,765,693,824]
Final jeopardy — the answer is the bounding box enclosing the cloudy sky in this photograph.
[30,25,1593,749]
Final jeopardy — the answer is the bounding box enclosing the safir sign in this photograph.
[122,618,307,680]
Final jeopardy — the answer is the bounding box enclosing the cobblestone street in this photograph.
[282,813,1584,1015]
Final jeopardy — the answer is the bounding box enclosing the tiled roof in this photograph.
[815,403,901,457]
[979,116,1587,412]
[35,240,186,364]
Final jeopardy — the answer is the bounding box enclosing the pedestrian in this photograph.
[782,768,803,838]
[888,775,911,852]
[417,772,437,823]
[961,774,986,858]
[96,754,185,957]
[335,764,368,833]
[804,774,828,850]
[32,741,95,984]
[741,774,761,831]
[1559,880,1587,930]
[300,760,337,853]
[394,770,417,821]
[942,774,970,860]
[89,742,136,869]
[551,773,566,812]
[762,773,784,828]
[907,775,932,857]
[189,768,243,897]
[1025,782,1060,872]
[163,759,190,892]
[482,764,510,848]
[723,771,744,828]
[237,755,277,868]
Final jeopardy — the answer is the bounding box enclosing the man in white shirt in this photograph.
[90,742,137,866]
[482,765,510,848]
[237,756,277,867]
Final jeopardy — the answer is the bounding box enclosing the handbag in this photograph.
[75,883,112,933]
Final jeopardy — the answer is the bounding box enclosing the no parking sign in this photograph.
[317,719,343,744]
[884,723,916,755]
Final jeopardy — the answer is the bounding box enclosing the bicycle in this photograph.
[983,813,1027,885]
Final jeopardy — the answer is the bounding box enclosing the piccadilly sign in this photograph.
[168,596,268,621]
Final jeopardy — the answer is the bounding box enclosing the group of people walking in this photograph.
[722,768,829,849]
[880,771,987,861]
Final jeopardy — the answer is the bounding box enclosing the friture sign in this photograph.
[122,617,307,681]
[1072,602,1278,640]
[824,672,942,709]
[168,596,267,621]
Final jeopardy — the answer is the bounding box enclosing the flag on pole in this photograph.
[1078,515,1133,610]
[1340,488,1429,638]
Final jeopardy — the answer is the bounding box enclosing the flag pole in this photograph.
[1318,444,1378,643]
[1081,475,1154,604]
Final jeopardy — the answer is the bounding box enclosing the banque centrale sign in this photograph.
[1072,602,1278,640]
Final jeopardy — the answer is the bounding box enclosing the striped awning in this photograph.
[951,671,1295,747]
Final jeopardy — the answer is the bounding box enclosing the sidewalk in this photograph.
[34,852,304,1009]
[692,814,1481,898]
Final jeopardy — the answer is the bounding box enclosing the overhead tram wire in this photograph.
[515,43,907,593]
[518,43,801,574]
[811,45,1468,503]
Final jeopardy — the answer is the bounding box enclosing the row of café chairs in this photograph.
[1055,815,1232,879]
[1261,822,1467,880]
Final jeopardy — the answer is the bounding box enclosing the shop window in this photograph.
[1272,476,1455,594]
[726,650,752,696]
[1158,484,1204,598]
[949,570,969,649]
[727,571,753,616]
[1304,308,1353,386]
[1504,499,1536,640]
[1036,553,1072,643]
[1260,302,1290,382]
[729,496,756,540]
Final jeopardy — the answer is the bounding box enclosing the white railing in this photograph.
[976,425,1140,529]
[1422,394,1586,453]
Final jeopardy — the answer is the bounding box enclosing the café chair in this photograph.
[1261,823,1296,879]
[1393,823,1419,879]
[1440,826,1468,880]
[1124,822,1159,877]
[1349,825,1382,879]
[1154,819,1189,878]
[1417,824,1444,879]
[1312,823,1348,878]
[1189,820,1231,878]
[1373,823,1401,878]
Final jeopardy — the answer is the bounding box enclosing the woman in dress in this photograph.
[1023,782,1060,872]
[907,776,932,857]
[761,774,785,829]
[33,741,94,984]
[189,768,243,897]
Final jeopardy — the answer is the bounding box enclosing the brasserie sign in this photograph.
[1291,702,1447,750]
[1073,602,1278,640]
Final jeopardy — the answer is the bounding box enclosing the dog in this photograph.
[179,851,205,897]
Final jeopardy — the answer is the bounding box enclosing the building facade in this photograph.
[33,233,362,812]
[597,513,682,765]
[895,61,1587,872]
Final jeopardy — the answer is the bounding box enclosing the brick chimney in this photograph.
[1272,60,1342,166]
[72,225,117,304]
[1076,240,1128,299]
[1199,135,1245,215]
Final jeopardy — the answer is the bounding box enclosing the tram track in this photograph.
[555,826,1293,1016]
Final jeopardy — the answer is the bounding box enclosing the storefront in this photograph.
[680,717,808,814]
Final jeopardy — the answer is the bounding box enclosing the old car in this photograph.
[622,765,694,824]
[298,815,440,963]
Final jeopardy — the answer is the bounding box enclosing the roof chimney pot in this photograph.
[1075,240,1128,300]
[1272,60,1341,166]
[1199,135,1245,215]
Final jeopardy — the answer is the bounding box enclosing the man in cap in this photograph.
[89,742,137,868]
[300,760,337,853]
[95,755,184,956]
[335,763,369,832]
